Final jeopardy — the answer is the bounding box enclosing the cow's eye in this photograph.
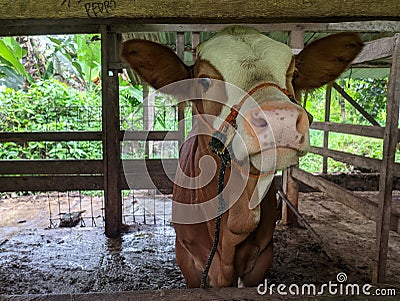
[199,77,211,91]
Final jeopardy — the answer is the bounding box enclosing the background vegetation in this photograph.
[0,34,391,173]
[299,78,388,172]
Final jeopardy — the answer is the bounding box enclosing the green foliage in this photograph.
[48,35,101,90]
[300,78,390,173]
[0,79,102,160]
[0,37,34,88]
[304,78,387,125]
[340,78,387,125]
[0,35,101,91]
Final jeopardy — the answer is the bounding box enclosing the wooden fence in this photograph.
[289,34,400,283]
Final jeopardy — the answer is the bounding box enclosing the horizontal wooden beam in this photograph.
[353,36,396,64]
[123,159,177,193]
[0,175,104,191]
[0,0,399,25]
[0,159,177,174]
[291,167,400,233]
[112,21,400,34]
[123,158,177,174]
[310,121,400,146]
[310,122,385,139]
[0,160,103,175]
[0,287,317,301]
[310,146,381,171]
[0,174,175,193]
[0,24,100,36]
[0,131,102,142]
[310,146,400,177]
[0,131,180,142]
[0,159,178,192]
[2,20,400,36]
[120,172,174,193]
[122,130,180,141]
[278,173,400,192]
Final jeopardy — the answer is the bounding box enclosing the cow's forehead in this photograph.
[197,27,293,91]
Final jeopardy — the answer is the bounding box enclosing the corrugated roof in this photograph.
[341,67,390,79]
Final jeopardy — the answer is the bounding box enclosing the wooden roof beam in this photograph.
[0,0,399,27]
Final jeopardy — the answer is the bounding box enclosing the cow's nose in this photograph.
[246,103,309,150]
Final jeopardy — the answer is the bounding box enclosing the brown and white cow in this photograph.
[121,26,363,288]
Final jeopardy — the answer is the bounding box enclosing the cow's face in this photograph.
[194,27,310,172]
[121,26,363,174]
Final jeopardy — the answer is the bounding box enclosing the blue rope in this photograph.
[200,133,230,288]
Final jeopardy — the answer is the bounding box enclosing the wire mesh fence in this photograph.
[1,188,172,231]
[122,190,172,226]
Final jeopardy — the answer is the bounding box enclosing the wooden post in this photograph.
[190,32,200,121]
[176,32,186,148]
[322,83,332,173]
[101,26,122,238]
[143,83,155,158]
[191,32,200,63]
[372,34,400,284]
[282,28,304,224]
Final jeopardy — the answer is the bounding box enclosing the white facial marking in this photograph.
[198,27,293,92]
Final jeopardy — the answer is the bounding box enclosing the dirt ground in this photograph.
[0,191,399,296]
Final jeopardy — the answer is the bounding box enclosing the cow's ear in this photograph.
[293,33,363,90]
[121,39,191,90]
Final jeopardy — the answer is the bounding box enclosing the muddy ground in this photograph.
[0,191,399,295]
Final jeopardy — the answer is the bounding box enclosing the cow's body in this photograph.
[174,129,278,287]
[121,26,363,288]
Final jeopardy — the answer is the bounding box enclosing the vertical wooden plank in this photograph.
[373,34,400,283]
[143,83,150,157]
[282,167,299,224]
[101,26,122,238]
[288,26,305,49]
[176,32,186,148]
[282,28,304,224]
[190,32,200,120]
[191,32,200,63]
[143,83,155,158]
[322,83,332,173]
[176,32,185,60]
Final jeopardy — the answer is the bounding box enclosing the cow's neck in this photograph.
[190,114,265,229]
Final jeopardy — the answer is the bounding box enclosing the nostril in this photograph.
[251,117,268,128]
[251,112,268,128]
[296,109,309,135]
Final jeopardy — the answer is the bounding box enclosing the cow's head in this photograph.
[121,26,363,174]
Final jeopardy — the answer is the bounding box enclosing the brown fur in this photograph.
[294,33,364,90]
[120,39,191,89]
